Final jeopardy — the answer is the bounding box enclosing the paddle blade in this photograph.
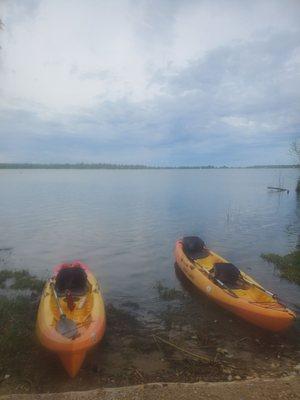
[57,315,78,339]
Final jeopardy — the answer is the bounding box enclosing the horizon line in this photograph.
[0,162,299,170]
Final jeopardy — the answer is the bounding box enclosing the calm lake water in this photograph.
[0,168,299,315]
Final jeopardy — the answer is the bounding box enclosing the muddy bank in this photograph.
[1,376,300,400]
[0,268,299,396]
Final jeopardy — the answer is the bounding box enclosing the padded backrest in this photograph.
[55,266,88,295]
[213,263,240,285]
[183,236,205,256]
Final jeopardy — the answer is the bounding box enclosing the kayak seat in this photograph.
[211,262,242,288]
[188,249,210,260]
[55,266,88,297]
[183,236,209,260]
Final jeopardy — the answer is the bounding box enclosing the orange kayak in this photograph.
[175,238,296,332]
[36,261,106,377]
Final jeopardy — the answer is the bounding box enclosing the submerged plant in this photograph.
[261,251,300,285]
[154,281,185,301]
[0,269,45,292]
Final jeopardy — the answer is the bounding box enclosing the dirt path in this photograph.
[1,376,299,400]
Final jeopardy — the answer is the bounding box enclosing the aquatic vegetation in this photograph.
[105,303,141,335]
[154,281,186,301]
[261,251,300,285]
[0,269,45,292]
[121,301,140,310]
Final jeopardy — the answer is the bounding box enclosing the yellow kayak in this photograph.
[36,261,106,377]
[175,237,296,332]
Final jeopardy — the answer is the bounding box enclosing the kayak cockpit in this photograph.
[55,264,89,296]
[49,264,95,329]
[182,237,285,309]
[203,261,283,305]
[50,289,93,324]
[194,255,283,306]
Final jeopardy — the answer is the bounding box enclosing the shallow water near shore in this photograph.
[0,168,299,393]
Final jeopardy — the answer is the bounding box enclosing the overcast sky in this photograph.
[0,0,299,166]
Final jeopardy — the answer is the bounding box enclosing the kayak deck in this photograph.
[50,287,94,327]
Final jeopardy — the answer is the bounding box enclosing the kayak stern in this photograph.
[59,351,87,378]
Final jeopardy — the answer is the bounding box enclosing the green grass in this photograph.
[0,269,45,292]
[0,270,46,375]
[261,251,300,285]
[0,295,38,374]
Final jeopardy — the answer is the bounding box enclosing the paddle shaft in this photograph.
[214,277,238,298]
[241,277,288,306]
[50,280,78,339]
[50,281,65,317]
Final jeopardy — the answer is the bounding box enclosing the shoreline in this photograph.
[1,376,299,400]
[0,269,299,395]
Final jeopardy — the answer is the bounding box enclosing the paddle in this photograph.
[213,277,239,298]
[50,280,78,339]
[241,277,287,306]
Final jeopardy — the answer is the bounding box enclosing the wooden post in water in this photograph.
[267,187,289,194]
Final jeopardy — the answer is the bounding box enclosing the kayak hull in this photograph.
[175,240,296,332]
[36,261,106,377]
[59,351,87,378]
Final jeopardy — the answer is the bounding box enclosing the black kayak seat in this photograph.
[55,266,88,296]
[182,236,208,260]
[212,262,241,287]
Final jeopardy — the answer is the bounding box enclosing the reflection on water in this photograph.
[0,169,299,313]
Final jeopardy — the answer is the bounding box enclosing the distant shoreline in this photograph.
[0,163,299,170]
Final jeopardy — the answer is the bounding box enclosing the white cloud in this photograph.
[0,0,299,164]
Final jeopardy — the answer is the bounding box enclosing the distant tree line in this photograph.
[0,163,299,170]
[0,163,152,170]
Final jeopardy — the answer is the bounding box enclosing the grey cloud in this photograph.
[1,2,300,165]
[154,31,300,136]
